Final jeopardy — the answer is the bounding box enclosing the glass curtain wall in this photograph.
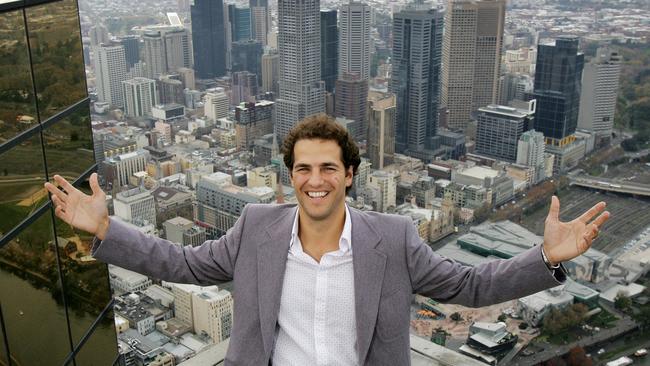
[0,0,118,365]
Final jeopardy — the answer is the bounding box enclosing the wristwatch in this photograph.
[541,245,560,271]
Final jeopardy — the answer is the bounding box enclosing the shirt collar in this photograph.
[290,204,353,254]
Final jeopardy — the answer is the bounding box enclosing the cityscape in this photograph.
[0,0,649,365]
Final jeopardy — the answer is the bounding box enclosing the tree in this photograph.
[567,346,592,366]
[450,312,462,321]
[615,292,632,312]
[498,314,507,322]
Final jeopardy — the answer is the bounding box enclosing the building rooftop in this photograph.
[458,166,499,181]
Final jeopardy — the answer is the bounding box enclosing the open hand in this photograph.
[542,196,610,265]
[43,173,110,240]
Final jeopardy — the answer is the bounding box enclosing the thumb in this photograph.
[547,195,560,221]
[89,173,103,196]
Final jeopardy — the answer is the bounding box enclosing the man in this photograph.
[45,115,609,365]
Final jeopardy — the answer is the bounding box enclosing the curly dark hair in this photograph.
[281,114,361,193]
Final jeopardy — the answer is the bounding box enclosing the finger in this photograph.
[89,172,103,196]
[51,195,66,211]
[54,205,67,221]
[547,196,560,221]
[44,181,68,202]
[591,211,610,228]
[53,174,78,195]
[578,201,606,224]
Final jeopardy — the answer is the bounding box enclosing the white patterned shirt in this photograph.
[271,205,357,366]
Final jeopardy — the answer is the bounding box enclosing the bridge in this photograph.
[569,175,650,197]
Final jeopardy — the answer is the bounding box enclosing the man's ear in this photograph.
[345,166,354,187]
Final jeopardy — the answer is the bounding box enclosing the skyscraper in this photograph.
[367,91,397,169]
[274,0,325,143]
[578,47,622,142]
[228,5,252,42]
[142,31,166,79]
[117,35,141,68]
[113,186,157,227]
[191,0,227,79]
[475,104,534,162]
[1,1,117,363]
[204,88,230,121]
[389,5,443,156]
[517,130,547,184]
[533,36,584,144]
[94,43,128,107]
[335,73,369,140]
[320,9,338,93]
[231,39,263,77]
[122,77,159,117]
[251,5,269,45]
[440,0,506,131]
[261,49,280,95]
[338,2,372,81]
[231,71,258,104]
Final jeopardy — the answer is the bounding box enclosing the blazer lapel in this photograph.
[258,206,295,355]
[350,209,386,364]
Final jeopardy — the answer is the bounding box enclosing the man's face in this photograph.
[290,138,353,222]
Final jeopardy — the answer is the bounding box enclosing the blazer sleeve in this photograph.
[91,205,249,286]
[405,218,566,308]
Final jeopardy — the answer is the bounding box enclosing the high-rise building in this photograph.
[204,87,230,121]
[578,47,622,142]
[158,75,185,105]
[143,27,192,79]
[94,44,128,107]
[191,0,227,79]
[367,91,396,169]
[177,67,196,89]
[440,0,506,131]
[533,36,584,144]
[250,0,269,45]
[0,2,117,363]
[142,31,166,79]
[475,104,534,162]
[367,170,399,212]
[163,27,192,72]
[114,186,157,226]
[89,23,110,46]
[504,46,537,75]
[261,49,280,95]
[335,73,369,140]
[274,0,326,143]
[338,2,371,81]
[231,71,258,104]
[498,73,533,106]
[228,5,252,42]
[390,5,443,155]
[517,130,546,184]
[117,35,141,68]
[192,287,234,344]
[234,100,275,150]
[231,39,263,77]
[103,150,149,188]
[320,10,338,93]
[163,216,194,244]
[122,77,158,117]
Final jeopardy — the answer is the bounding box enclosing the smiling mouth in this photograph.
[307,191,329,199]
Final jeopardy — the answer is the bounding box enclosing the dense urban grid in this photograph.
[1,0,649,364]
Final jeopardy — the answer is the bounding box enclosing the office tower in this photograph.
[533,36,584,143]
[114,186,157,226]
[163,27,192,72]
[498,73,533,106]
[117,35,141,68]
[122,77,158,117]
[89,23,110,46]
[578,47,622,141]
[103,150,149,188]
[335,73,369,140]
[475,104,534,162]
[338,2,371,81]
[204,88,230,121]
[231,71,258,104]
[390,5,443,156]
[191,0,227,79]
[0,1,117,363]
[367,91,396,169]
[142,31,166,79]
[229,5,252,42]
[194,173,274,237]
[261,49,279,95]
[274,0,326,143]
[367,170,398,212]
[320,10,338,93]
[177,67,196,89]
[251,5,269,45]
[234,100,275,150]
[155,121,173,145]
[440,0,506,131]
[158,75,185,104]
[163,216,194,244]
[504,46,537,75]
[231,39,263,77]
[94,44,128,107]
[517,130,546,184]
[192,287,234,344]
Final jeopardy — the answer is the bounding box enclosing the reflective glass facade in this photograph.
[0,1,116,365]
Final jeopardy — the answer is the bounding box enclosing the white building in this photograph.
[114,186,157,227]
[105,150,149,188]
[122,77,158,117]
[192,287,234,344]
[163,216,194,244]
[204,88,229,121]
[108,265,153,295]
[94,44,128,107]
[517,130,547,184]
[367,170,398,212]
[578,47,622,140]
[154,121,172,145]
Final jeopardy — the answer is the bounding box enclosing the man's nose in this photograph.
[307,169,325,186]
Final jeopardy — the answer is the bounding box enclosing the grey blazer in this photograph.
[92,203,564,365]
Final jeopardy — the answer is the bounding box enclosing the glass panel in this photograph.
[0,10,38,146]
[43,103,95,182]
[0,212,72,365]
[25,0,86,120]
[52,176,112,345]
[73,309,118,366]
[0,133,47,240]
[0,305,8,366]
